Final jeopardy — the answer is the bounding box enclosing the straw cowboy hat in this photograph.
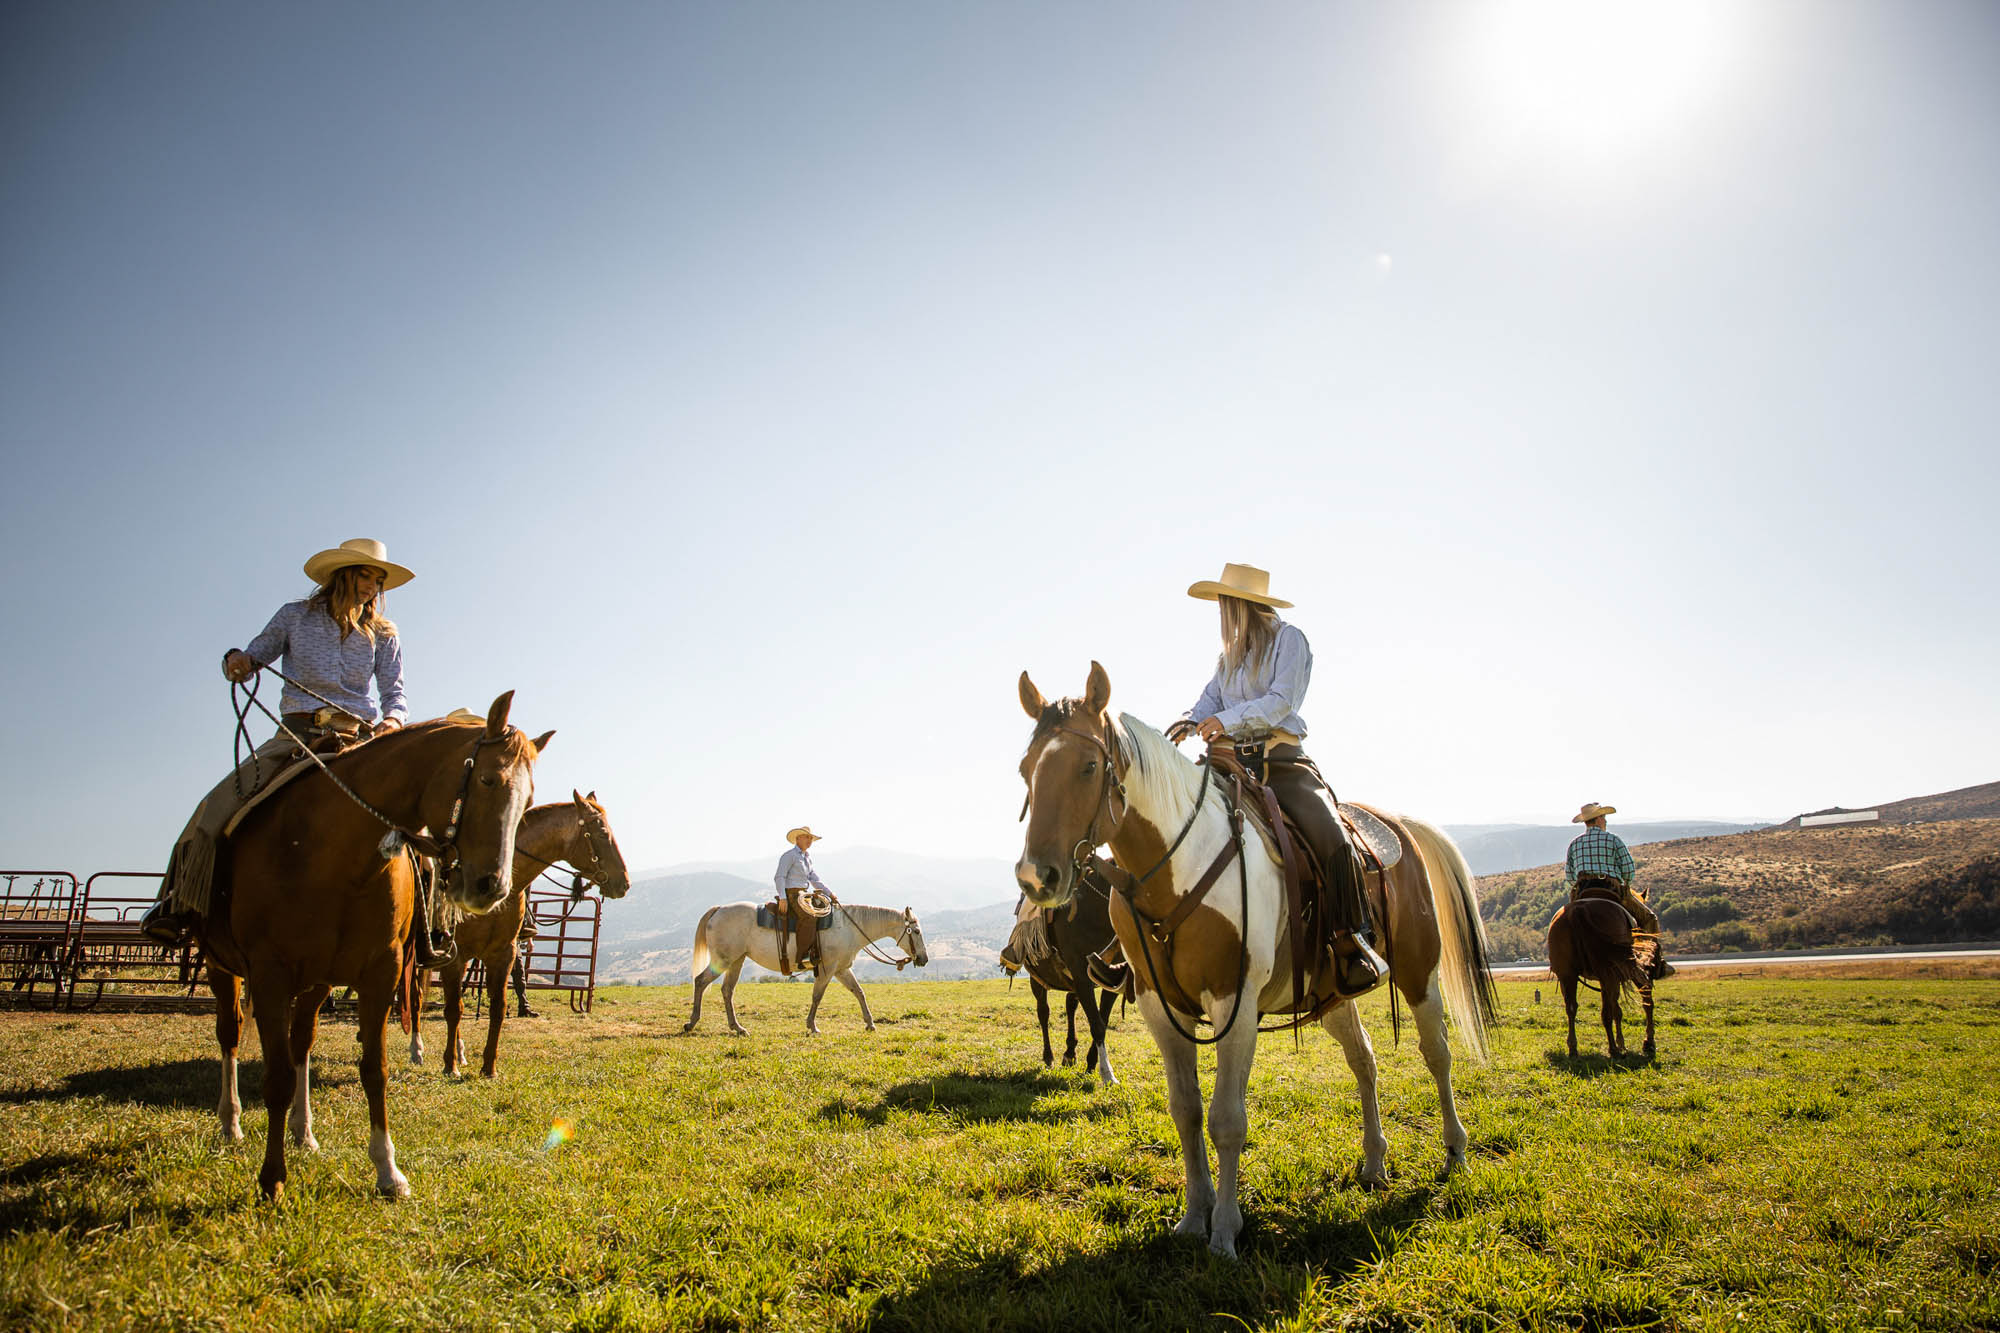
[1573,802,1618,824]
[304,538,415,590]
[786,827,820,847]
[1186,561,1292,609]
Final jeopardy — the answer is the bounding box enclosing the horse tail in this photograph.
[1401,815,1501,1063]
[690,906,720,980]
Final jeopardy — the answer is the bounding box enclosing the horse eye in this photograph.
[1082,760,1097,775]
[479,775,498,788]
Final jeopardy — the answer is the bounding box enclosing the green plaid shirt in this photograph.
[1565,827,1637,888]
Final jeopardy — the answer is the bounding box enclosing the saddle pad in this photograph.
[219,753,319,840]
[1337,804,1403,871]
[756,904,781,931]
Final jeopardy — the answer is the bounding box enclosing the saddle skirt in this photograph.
[1337,804,1403,873]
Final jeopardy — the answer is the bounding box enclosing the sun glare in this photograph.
[1456,0,1741,169]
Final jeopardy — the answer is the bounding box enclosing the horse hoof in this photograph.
[681,1022,695,1034]
[291,1133,319,1153]
[864,1023,876,1032]
[378,1175,411,1201]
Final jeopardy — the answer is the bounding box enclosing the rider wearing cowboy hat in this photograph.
[1095,563,1387,998]
[142,539,414,945]
[1565,802,1671,977]
[774,826,829,973]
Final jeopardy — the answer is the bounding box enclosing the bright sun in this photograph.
[1454,0,1743,168]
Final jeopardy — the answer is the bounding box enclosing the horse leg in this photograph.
[1641,979,1656,1059]
[1601,984,1623,1057]
[805,968,834,1035]
[211,967,245,1144]
[286,984,328,1152]
[1322,1000,1390,1188]
[1559,973,1581,1058]
[1089,988,1119,1087]
[833,967,876,1032]
[440,959,467,1077]
[246,973,297,1201]
[1139,994,1213,1243]
[1204,995,1260,1258]
[720,959,749,1035]
[1411,984,1467,1172]
[1033,980,1055,1067]
[480,954,508,1078]
[356,960,409,1199]
[407,963,428,1067]
[1062,991,1080,1067]
[683,961,719,1033]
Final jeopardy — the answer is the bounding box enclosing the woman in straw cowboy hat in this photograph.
[142,539,416,945]
[1149,562,1387,997]
[773,826,830,973]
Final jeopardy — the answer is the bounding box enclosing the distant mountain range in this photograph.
[595,782,1996,984]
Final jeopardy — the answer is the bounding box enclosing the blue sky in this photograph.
[3,1,1996,878]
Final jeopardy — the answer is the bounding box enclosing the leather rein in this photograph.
[1024,715,1252,1046]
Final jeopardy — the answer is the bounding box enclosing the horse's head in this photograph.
[434,691,551,913]
[901,907,929,968]
[571,789,631,899]
[1015,661,1123,910]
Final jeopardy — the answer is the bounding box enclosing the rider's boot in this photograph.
[140,900,196,948]
[1331,931,1388,997]
[1086,940,1131,994]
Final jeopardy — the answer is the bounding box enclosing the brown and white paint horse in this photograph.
[1016,664,1498,1258]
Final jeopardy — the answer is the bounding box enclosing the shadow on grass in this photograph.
[0,1057,252,1110]
[1542,1048,1658,1078]
[818,1070,1120,1127]
[858,1185,1435,1332]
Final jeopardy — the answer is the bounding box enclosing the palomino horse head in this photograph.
[1014,661,1124,911]
[571,789,631,899]
[436,691,552,913]
[901,908,930,968]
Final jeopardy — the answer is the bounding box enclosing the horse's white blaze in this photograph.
[217,1054,242,1142]
[370,1127,409,1198]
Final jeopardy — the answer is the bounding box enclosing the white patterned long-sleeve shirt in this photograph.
[244,600,407,725]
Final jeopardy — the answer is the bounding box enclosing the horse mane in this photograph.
[1114,712,1226,826]
[365,717,541,769]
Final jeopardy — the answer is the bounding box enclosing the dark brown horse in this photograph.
[201,693,548,1200]
[1547,897,1655,1059]
[409,791,630,1077]
[999,860,1122,1084]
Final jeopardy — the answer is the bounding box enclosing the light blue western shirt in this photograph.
[244,600,408,725]
[1186,620,1312,742]
[774,846,828,894]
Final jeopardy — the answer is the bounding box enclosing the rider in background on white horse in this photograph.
[1098,562,1388,998]
[1565,801,1672,978]
[142,538,413,946]
[774,826,828,973]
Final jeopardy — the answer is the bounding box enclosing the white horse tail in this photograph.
[690,906,721,980]
[1401,815,1501,1063]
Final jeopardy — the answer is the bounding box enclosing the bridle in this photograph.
[831,900,922,971]
[230,664,517,874]
[1019,709,1132,883]
[517,804,620,901]
[1021,706,1250,1047]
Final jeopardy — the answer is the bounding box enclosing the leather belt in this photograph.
[283,709,366,737]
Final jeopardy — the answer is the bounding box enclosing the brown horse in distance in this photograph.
[410,791,630,1077]
[1548,896,1655,1059]
[201,693,549,1200]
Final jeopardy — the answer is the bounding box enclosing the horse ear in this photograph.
[586,790,597,803]
[529,729,555,756]
[1084,661,1112,716]
[485,690,516,737]
[572,788,585,806]
[1018,671,1046,719]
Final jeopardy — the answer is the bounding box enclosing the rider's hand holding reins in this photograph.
[1196,717,1227,743]
[222,649,257,683]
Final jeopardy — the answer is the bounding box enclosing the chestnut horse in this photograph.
[201,693,547,1200]
[1016,664,1498,1258]
[409,791,630,1076]
[1547,898,1655,1059]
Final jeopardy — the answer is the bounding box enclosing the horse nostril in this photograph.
[1041,864,1060,890]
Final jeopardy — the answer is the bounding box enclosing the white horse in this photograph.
[1017,664,1498,1259]
[682,899,929,1035]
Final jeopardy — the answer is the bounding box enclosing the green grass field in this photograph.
[2,974,1996,1331]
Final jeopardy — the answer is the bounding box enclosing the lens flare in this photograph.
[542,1118,576,1152]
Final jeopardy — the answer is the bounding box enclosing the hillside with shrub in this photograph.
[1479,815,2000,962]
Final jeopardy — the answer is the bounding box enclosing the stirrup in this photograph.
[1086,945,1130,994]
[1332,936,1387,998]
[140,902,194,949]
